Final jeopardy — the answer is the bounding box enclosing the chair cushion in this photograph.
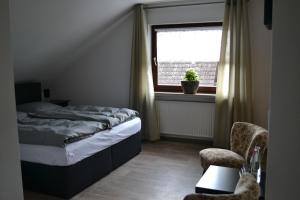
[199,148,245,170]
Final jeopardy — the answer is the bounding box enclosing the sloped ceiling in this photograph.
[10,0,177,82]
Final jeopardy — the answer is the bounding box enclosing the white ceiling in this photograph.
[10,0,178,82]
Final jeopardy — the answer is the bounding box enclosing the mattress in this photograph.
[20,117,141,166]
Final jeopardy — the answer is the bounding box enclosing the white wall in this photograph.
[48,2,224,138]
[49,2,224,108]
[147,2,224,138]
[266,0,300,199]
[49,1,271,140]
[49,12,134,107]
[248,0,272,129]
[0,0,24,199]
[10,0,140,83]
[147,2,224,24]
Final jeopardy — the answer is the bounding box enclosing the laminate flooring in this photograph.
[24,141,209,200]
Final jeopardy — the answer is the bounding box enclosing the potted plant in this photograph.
[181,68,200,94]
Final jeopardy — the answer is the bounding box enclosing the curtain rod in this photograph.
[144,1,225,10]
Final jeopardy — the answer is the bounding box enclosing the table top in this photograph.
[196,165,240,194]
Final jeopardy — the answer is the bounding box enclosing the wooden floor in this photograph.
[24,141,208,200]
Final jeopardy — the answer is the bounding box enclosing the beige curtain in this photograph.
[214,0,252,148]
[130,4,160,141]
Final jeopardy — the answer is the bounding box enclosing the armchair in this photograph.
[199,122,268,171]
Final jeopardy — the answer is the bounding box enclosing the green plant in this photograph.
[183,68,199,81]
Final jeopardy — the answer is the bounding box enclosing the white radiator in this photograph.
[158,100,215,139]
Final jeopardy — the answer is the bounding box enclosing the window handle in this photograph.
[153,57,157,66]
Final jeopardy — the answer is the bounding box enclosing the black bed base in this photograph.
[21,132,141,199]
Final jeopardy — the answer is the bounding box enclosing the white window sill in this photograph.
[155,92,215,103]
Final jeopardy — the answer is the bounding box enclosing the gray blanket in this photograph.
[17,105,139,147]
[29,106,138,128]
[18,112,108,147]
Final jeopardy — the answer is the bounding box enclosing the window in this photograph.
[151,23,222,93]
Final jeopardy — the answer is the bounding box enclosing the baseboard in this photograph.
[160,133,213,145]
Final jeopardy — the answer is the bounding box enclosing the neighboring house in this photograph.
[158,62,218,86]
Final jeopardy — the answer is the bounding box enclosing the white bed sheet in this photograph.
[20,117,141,166]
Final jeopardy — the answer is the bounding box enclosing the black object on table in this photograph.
[50,99,70,107]
[196,165,240,194]
[196,165,265,199]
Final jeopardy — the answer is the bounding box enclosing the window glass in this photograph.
[152,23,222,93]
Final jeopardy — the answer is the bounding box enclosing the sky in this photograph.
[157,27,222,63]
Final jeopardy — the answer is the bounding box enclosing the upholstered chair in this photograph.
[183,173,260,200]
[199,122,268,171]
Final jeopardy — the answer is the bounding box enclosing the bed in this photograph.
[15,82,142,199]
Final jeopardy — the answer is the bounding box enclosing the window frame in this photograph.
[151,22,223,94]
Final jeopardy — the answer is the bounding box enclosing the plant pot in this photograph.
[181,81,199,94]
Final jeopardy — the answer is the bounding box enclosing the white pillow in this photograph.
[17,102,61,113]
